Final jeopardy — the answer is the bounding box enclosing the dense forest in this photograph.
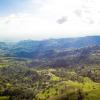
[0,36,100,100]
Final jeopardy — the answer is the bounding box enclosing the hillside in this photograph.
[0,36,100,100]
[0,36,99,68]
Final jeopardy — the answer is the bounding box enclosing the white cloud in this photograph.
[0,0,100,41]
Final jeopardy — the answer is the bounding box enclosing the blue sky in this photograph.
[0,0,32,16]
[0,0,23,15]
[0,0,100,41]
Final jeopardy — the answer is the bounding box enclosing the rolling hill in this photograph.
[0,36,100,100]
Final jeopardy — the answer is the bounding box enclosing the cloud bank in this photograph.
[0,0,100,41]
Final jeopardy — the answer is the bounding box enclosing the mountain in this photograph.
[0,35,99,68]
[0,36,100,59]
[15,36,100,51]
[0,36,100,100]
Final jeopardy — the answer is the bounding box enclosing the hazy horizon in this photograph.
[0,35,99,42]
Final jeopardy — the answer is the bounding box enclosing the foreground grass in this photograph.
[0,96,9,100]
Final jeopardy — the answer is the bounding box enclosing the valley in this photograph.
[0,36,100,100]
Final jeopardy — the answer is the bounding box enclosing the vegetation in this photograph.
[0,36,100,100]
[0,58,100,100]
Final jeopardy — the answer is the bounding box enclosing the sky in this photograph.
[0,0,100,41]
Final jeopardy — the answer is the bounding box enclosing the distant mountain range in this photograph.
[0,36,100,59]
